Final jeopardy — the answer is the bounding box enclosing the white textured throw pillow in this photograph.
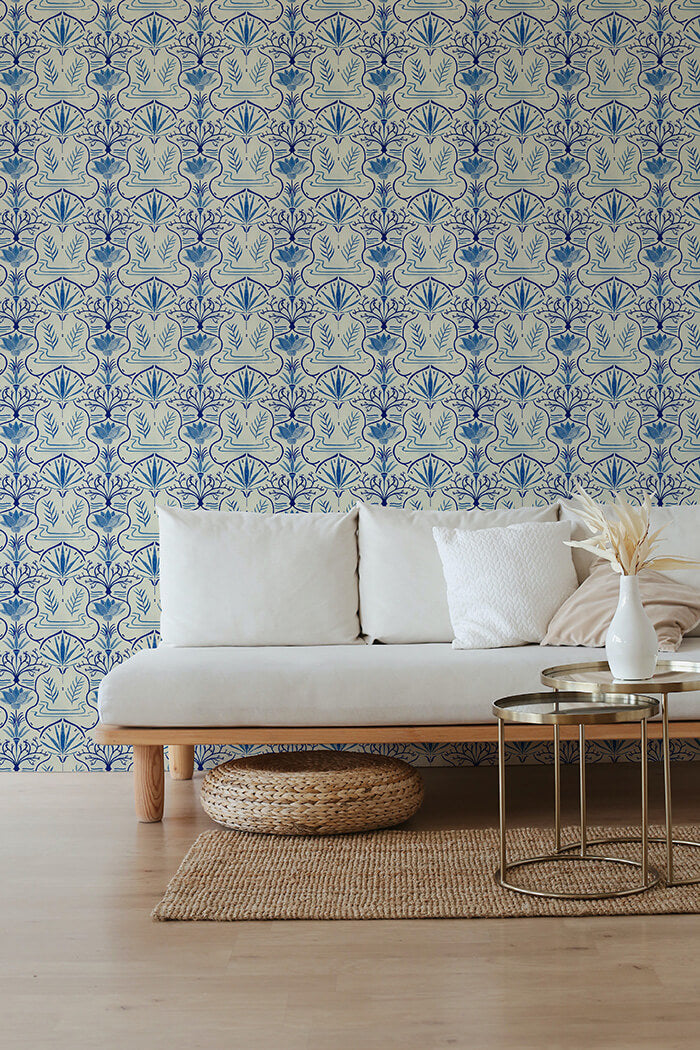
[158,507,360,646]
[432,521,577,649]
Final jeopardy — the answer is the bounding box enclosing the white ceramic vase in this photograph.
[606,575,658,681]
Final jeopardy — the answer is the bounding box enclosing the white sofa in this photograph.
[96,502,700,820]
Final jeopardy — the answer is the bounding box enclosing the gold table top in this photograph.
[540,659,700,695]
[493,691,660,726]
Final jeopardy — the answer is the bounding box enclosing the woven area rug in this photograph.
[153,824,700,921]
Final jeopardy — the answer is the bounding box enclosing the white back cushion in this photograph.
[649,506,700,636]
[357,503,558,643]
[558,500,599,582]
[158,507,360,646]
[433,521,577,649]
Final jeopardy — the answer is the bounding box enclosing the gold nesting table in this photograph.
[494,690,661,900]
[541,661,700,888]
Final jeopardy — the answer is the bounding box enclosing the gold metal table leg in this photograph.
[641,716,648,886]
[662,693,674,885]
[498,717,506,883]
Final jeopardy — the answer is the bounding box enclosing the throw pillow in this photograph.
[432,521,578,649]
[542,562,700,651]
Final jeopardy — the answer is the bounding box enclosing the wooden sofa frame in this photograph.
[94,721,700,821]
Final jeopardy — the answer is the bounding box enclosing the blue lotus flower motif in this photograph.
[1,67,31,88]
[277,66,305,88]
[184,332,217,355]
[1,156,31,178]
[184,156,216,180]
[92,156,125,177]
[551,243,584,265]
[642,333,674,356]
[184,243,216,267]
[458,333,490,356]
[1,686,29,710]
[92,66,123,88]
[1,332,32,354]
[92,244,123,265]
[92,509,123,532]
[368,243,400,266]
[367,156,399,178]
[2,597,32,621]
[460,67,488,89]
[643,421,674,445]
[459,420,490,444]
[642,244,673,266]
[367,420,400,444]
[643,157,672,177]
[458,244,489,266]
[1,420,33,444]
[644,68,672,89]
[92,420,123,444]
[552,333,583,354]
[551,67,584,88]
[551,156,583,177]
[276,420,308,444]
[183,420,216,443]
[184,67,215,88]
[277,333,306,355]
[1,244,32,267]
[92,598,123,621]
[276,243,306,266]
[91,333,120,354]
[551,420,584,445]
[368,67,400,88]
[459,156,488,177]
[276,156,306,177]
[367,332,399,356]
[1,509,32,532]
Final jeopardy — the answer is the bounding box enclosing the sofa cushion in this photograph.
[98,638,700,727]
[158,506,360,646]
[649,506,700,636]
[433,521,577,648]
[357,503,558,643]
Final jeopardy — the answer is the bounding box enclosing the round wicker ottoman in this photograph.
[200,751,424,835]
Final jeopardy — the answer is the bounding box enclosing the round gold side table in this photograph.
[493,691,661,900]
[541,660,700,887]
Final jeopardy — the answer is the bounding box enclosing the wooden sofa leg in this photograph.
[133,745,164,822]
[169,744,194,780]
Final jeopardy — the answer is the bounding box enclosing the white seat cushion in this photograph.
[357,503,558,643]
[158,506,360,646]
[97,638,700,727]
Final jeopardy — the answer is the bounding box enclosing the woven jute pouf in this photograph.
[200,751,424,835]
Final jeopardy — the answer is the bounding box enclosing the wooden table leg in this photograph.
[169,744,194,781]
[133,745,164,822]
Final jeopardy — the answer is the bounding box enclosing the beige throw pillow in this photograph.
[542,563,700,651]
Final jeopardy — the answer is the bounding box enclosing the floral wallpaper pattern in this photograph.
[3,0,700,770]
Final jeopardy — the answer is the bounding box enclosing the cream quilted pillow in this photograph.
[433,521,577,649]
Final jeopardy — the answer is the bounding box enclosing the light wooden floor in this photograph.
[4,764,700,1050]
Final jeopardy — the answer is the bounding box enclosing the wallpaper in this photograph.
[3,0,700,771]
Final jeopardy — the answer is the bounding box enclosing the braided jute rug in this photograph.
[153,824,700,921]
